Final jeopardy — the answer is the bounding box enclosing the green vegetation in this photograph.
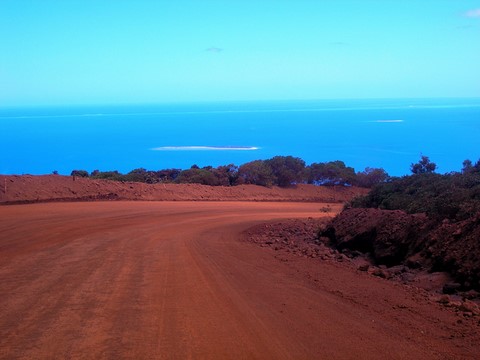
[70,156,480,203]
[70,170,89,178]
[266,156,306,187]
[410,155,437,174]
[350,157,480,221]
[70,155,388,188]
[307,160,356,186]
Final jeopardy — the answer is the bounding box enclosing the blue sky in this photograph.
[1,1,479,106]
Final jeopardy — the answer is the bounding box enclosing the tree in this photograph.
[125,168,148,182]
[176,168,218,185]
[212,164,239,186]
[90,170,123,181]
[307,161,356,186]
[238,160,275,187]
[355,167,389,188]
[462,159,473,174]
[156,169,181,182]
[410,155,436,174]
[70,170,89,178]
[462,159,480,174]
[266,156,306,187]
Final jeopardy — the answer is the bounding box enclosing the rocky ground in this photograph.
[245,214,480,320]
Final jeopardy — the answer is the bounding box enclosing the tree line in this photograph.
[70,155,479,192]
[70,155,389,188]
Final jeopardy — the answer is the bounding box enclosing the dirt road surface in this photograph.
[0,202,478,359]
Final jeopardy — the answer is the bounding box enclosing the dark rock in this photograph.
[351,250,364,258]
[458,300,480,315]
[341,248,355,258]
[443,282,462,294]
[358,264,370,272]
[399,272,416,283]
[463,290,479,300]
[370,268,390,279]
[388,265,407,275]
[437,295,450,304]
[406,254,424,269]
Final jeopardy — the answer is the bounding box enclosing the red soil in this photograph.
[0,175,367,204]
[1,201,479,359]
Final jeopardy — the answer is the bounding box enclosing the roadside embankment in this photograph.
[0,175,367,204]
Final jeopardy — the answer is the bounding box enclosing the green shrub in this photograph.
[351,172,480,221]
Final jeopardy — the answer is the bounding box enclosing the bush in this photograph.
[351,172,480,221]
[355,167,389,188]
[90,170,125,181]
[71,170,89,178]
[156,169,181,183]
[176,168,219,186]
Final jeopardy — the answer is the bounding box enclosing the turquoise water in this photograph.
[1,98,479,176]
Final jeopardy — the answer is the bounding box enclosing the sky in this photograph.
[1,0,479,106]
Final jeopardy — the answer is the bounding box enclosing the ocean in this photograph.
[1,98,479,177]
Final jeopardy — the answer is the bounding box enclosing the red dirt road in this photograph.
[0,202,478,359]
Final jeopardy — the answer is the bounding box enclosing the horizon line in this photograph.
[2,96,480,109]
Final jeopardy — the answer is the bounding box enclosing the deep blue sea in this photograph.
[1,98,479,176]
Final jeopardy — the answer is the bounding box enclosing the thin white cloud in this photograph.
[205,47,223,53]
[465,9,480,17]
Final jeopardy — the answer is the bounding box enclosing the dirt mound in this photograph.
[0,175,367,204]
[427,213,480,288]
[246,214,480,317]
[321,208,480,292]
[321,208,432,266]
